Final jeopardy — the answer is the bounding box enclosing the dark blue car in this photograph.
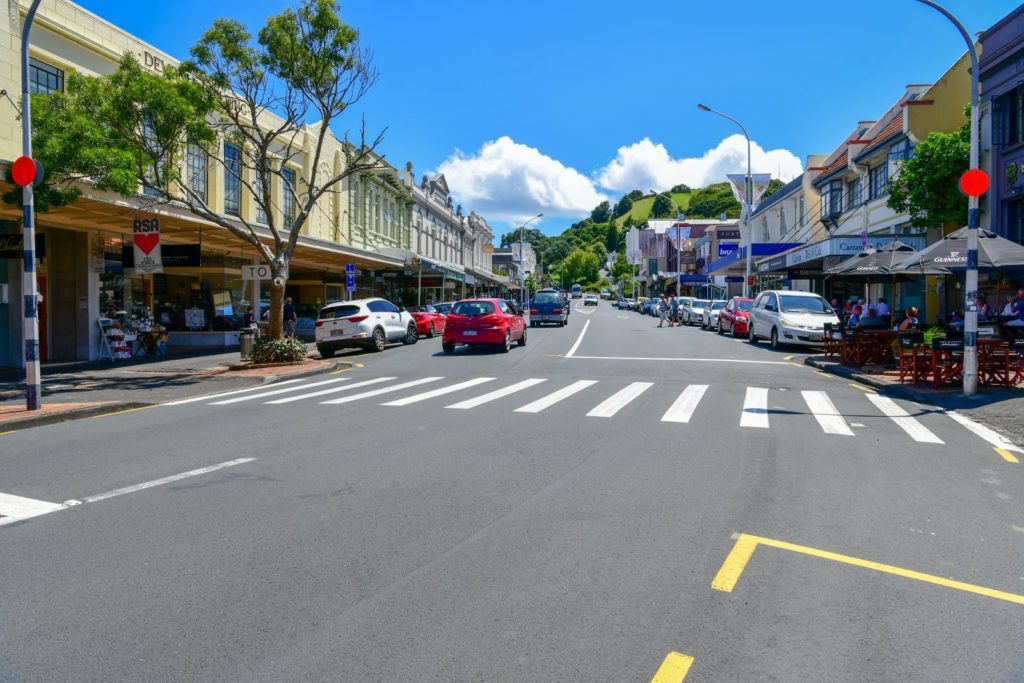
[528,289,568,327]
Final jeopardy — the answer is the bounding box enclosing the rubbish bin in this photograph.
[256,321,269,339]
[239,329,255,360]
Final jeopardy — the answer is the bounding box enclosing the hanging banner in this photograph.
[726,174,775,216]
[750,174,773,207]
[132,218,163,274]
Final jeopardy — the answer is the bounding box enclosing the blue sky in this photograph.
[79,0,1012,237]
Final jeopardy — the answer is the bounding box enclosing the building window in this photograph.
[821,180,842,217]
[869,164,889,200]
[282,167,296,224]
[847,177,862,210]
[186,144,208,205]
[223,143,241,216]
[29,58,63,94]
[994,86,1024,147]
[798,196,805,225]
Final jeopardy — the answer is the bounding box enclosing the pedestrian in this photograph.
[243,306,255,327]
[657,294,669,327]
[670,296,679,327]
[283,296,298,337]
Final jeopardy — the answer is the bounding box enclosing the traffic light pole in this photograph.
[20,0,43,411]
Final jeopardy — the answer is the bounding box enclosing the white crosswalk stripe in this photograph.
[0,492,65,526]
[661,385,708,423]
[210,378,349,405]
[320,377,443,405]
[446,378,548,410]
[866,394,944,444]
[165,377,309,405]
[740,387,769,428]
[586,382,653,418]
[515,380,598,413]
[382,377,496,406]
[266,377,397,404]
[802,390,854,436]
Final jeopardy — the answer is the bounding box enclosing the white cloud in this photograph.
[436,136,608,225]
[596,135,803,193]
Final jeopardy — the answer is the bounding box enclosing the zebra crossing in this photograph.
[161,373,1013,449]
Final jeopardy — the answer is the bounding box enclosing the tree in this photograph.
[888,121,970,229]
[670,183,691,193]
[611,250,632,283]
[651,193,675,218]
[18,0,383,339]
[761,178,786,199]
[591,200,612,224]
[613,194,633,218]
[686,182,741,219]
[605,221,619,252]
[562,248,600,286]
[627,190,644,201]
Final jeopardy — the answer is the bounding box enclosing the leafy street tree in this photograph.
[762,178,786,199]
[613,194,633,218]
[670,183,691,193]
[605,221,619,252]
[562,248,600,286]
[686,182,741,219]
[19,0,384,339]
[591,200,612,224]
[651,193,675,218]
[627,190,644,201]
[611,250,632,283]
[888,120,969,229]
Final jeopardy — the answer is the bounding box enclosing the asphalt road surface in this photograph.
[2,301,1023,681]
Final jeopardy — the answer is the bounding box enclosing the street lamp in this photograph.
[519,213,542,309]
[20,0,43,411]
[698,103,754,297]
[914,0,981,396]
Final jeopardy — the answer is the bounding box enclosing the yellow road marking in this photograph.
[92,405,159,419]
[995,447,1019,464]
[0,430,16,436]
[788,362,802,368]
[815,371,835,378]
[354,362,364,368]
[783,355,795,361]
[651,651,695,682]
[329,367,353,375]
[848,383,877,393]
[712,533,1024,606]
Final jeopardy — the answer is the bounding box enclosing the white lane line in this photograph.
[382,377,496,406]
[321,377,443,405]
[266,377,396,404]
[83,458,257,504]
[947,410,1023,453]
[568,355,791,365]
[661,385,709,423]
[446,378,547,409]
[565,319,591,358]
[164,378,308,405]
[802,391,854,436]
[866,394,944,444]
[0,493,65,526]
[586,382,653,418]
[210,378,348,405]
[740,387,770,428]
[515,380,598,413]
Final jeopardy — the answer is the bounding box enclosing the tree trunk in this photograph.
[268,262,288,340]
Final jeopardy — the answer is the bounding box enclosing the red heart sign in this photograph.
[134,233,159,255]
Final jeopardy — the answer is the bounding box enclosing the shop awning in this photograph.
[705,243,803,274]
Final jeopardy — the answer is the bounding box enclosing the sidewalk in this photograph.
[0,346,347,432]
[805,354,1024,447]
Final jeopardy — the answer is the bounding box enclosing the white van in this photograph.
[747,290,840,349]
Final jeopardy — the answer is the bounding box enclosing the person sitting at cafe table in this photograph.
[976,296,993,320]
[898,307,919,332]
[875,298,891,318]
[1006,288,1024,327]
[1002,294,1016,316]
[847,305,863,329]
[858,307,887,330]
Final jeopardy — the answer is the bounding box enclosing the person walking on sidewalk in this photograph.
[283,297,298,337]
[657,294,669,327]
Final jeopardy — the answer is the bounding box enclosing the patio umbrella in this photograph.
[894,227,1024,275]
[826,241,919,326]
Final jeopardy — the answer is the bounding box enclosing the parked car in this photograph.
[747,290,840,349]
[718,297,754,337]
[442,298,527,353]
[674,297,693,324]
[314,297,418,357]
[407,305,447,338]
[635,296,650,313]
[618,297,635,310]
[583,293,599,306]
[684,299,710,325]
[600,289,611,299]
[528,288,568,327]
[702,300,727,330]
[431,302,454,316]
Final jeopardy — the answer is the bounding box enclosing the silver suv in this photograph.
[314,298,418,357]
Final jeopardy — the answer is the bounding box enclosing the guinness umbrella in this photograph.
[895,227,1024,275]
[826,241,919,325]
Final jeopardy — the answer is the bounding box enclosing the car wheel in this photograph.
[402,323,419,345]
[558,320,564,327]
[730,322,737,338]
[500,330,511,353]
[442,341,455,354]
[748,325,758,344]
[770,327,780,350]
[317,344,335,359]
[717,321,723,335]
[371,327,386,352]
[427,323,435,338]
[518,328,527,347]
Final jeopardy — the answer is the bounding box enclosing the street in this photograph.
[2,301,1023,682]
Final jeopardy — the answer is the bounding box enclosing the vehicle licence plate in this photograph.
[331,329,345,337]
[463,330,477,336]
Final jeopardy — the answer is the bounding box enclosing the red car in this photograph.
[407,305,447,338]
[442,298,527,354]
[717,297,754,337]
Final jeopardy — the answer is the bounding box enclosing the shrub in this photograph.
[250,336,308,363]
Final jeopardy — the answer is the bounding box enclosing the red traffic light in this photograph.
[11,156,37,186]
[959,169,989,197]
[747,275,754,286]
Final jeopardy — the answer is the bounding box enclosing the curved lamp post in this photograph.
[698,103,754,297]
[519,213,542,308]
[914,0,981,396]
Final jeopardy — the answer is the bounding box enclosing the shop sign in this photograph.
[757,255,787,274]
[0,234,45,259]
[132,218,162,274]
[717,230,741,240]
[785,235,927,267]
[718,242,739,258]
[122,244,200,268]
[680,251,697,264]
[724,275,745,282]
[787,240,828,267]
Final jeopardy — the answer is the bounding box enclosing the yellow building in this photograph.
[0,0,409,364]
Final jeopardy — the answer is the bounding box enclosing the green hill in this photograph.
[618,192,691,224]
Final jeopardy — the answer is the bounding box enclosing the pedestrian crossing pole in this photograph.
[19,0,43,411]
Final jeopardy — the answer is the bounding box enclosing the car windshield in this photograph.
[407,306,434,313]
[451,301,495,316]
[693,300,710,308]
[319,304,360,320]
[738,300,753,312]
[532,292,559,305]
[779,294,834,314]
[711,301,726,310]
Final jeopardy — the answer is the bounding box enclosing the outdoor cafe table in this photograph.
[840,330,899,368]
[928,337,1022,389]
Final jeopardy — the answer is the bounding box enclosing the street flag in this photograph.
[750,173,774,208]
[726,174,748,206]
[132,218,163,274]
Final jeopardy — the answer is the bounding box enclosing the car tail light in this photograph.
[530,309,539,315]
[347,315,368,323]
[315,321,324,327]
[553,308,562,314]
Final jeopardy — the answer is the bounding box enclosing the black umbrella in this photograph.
[894,227,1024,275]
[826,240,919,276]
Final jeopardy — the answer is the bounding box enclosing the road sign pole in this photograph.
[20,0,43,411]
